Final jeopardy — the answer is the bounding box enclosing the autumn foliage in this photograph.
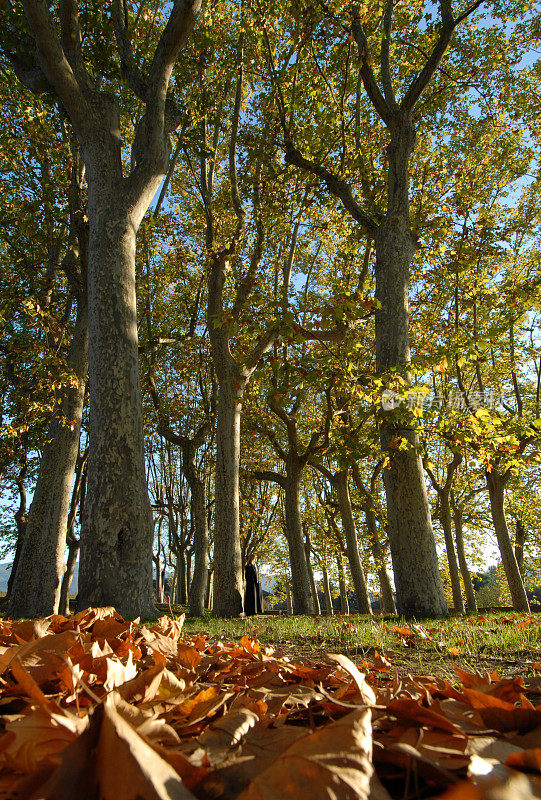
[0,609,540,798]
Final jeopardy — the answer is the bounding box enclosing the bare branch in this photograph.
[146,0,202,129]
[252,470,287,489]
[21,0,90,133]
[284,144,379,234]
[351,6,394,126]
[229,36,245,229]
[59,0,84,74]
[380,0,398,109]
[400,0,455,113]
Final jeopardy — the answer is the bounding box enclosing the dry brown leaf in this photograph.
[387,697,466,735]
[326,653,377,705]
[462,687,541,733]
[197,707,259,767]
[236,707,372,800]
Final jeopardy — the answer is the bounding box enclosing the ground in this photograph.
[172,607,541,684]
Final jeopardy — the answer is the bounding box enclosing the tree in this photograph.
[3,0,201,617]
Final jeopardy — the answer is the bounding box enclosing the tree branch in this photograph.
[400,0,456,113]
[284,144,379,234]
[21,0,90,134]
[252,470,287,489]
[380,0,398,109]
[351,6,394,126]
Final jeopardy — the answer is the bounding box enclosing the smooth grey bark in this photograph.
[6,454,28,603]
[335,470,372,615]
[439,498,464,613]
[336,554,349,614]
[303,525,321,616]
[188,478,209,616]
[350,463,396,614]
[514,518,526,577]
[59,448,87,615]
[322,563,333,615]
[486,470,530,612]
[450,492,477,614]
[8,298,88,618]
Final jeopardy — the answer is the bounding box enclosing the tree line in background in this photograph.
[0,0,540,621]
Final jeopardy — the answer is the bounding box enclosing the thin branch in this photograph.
[351,6,393,126]
[284,144,379,234]
[380,0,398,109]
[400,0,456,113]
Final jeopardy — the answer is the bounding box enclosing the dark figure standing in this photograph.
[244,555,263,615]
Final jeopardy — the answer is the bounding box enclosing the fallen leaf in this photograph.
[236,707,372,800]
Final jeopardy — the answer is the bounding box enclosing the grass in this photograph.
[162,607,541,681]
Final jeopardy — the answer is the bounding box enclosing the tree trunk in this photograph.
[439,490,464,613]
[188,477,209,616]
[212,380,244,616]
[322,563,333,615]
[205,569,214,611]
[8,298,88,618]
[177,550,188,605]
[59,453,87,616]
[451,498,478,614]
[364,504,396,614]
[6,455,28,603]
[375,123,447,618]
[78,194,155,619]
[284,461,315,614]
[304,530,320,616]
[352,465,396,614]
[335,470,372,615]
[515,518,526,577]
[60,540,80,616]
[337,554,349,615]
[286,585,293,615]
[486,470,530,612]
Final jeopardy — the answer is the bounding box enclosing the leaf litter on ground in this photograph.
[0,608,539,799]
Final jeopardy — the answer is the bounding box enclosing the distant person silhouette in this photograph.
[244,554,263,615]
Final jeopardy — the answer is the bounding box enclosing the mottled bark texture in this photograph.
[486,470,530,612]
[322,563,334,615]
[8,298,88,618]
[374,128,447,617]
[6,0,201,618]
